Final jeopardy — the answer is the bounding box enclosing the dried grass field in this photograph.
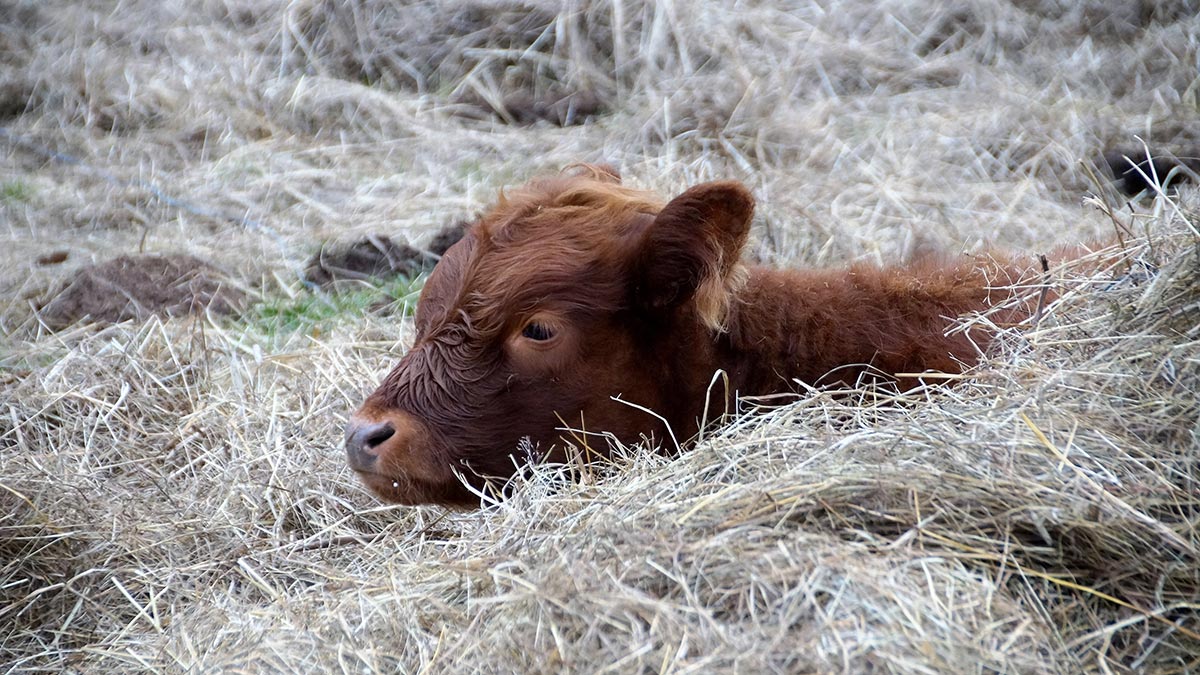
[2,0,1200,672]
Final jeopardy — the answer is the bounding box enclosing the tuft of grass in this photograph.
[248,274,425,338]
[0,179,33,205]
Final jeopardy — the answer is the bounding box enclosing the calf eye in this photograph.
[521,322,554,341]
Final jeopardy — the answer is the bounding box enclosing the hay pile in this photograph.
[2,0,1198,672]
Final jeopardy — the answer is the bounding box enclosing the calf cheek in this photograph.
[467,379,576,468]
[557,347,673,451]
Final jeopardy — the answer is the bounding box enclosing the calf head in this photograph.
[346,167,754,506]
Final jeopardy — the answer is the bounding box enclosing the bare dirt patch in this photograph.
[1104,147,1200,196]
[304,221,467,287]
[38,254,246,329]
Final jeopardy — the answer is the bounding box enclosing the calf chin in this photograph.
[353,469,480,507]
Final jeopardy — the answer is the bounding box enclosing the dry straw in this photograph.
[2,0,1199,672]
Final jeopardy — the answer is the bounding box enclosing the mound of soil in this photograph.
[292,0,613,127]
[304,235,429,287]
[305,221,468,287]
[427,220,469,256]
[0,4,38,120]
[453,89,606,126]
[1104,148,1200,195]
[39,254,246,329]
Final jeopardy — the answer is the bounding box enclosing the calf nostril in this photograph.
[345,420,397,467]
[345,420,397,472]
[362,422,395,449]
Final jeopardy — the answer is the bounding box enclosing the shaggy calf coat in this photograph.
[346,167,1049,506]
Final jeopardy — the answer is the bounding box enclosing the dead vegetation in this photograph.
[1,0,1199,672]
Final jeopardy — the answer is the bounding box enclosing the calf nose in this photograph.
[344,419,396,471]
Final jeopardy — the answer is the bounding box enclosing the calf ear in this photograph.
[632,181,754,330]
[415,233,475,334]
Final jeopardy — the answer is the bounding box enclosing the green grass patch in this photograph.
[248,274,426,338]
[1,179,34,204]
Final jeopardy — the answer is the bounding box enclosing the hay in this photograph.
[2,0,1199,672]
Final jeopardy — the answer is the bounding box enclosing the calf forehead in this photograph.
[478,225,630,293]
[415,173,665,332]
[423,210,652,329]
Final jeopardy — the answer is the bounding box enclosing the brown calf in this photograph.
[346,166,1046,506]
